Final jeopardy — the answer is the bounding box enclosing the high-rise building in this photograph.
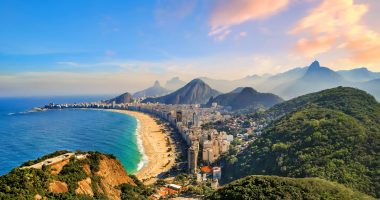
[212,139,220,158]
[193,112,200,127]
[202,147,214,164]
[176,111,182,122]
[188,141,199,174]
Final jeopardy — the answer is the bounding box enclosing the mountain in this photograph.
[133,81,171,98]
[338,68,380,82]
[199,77,236,93]
[0,151,151,199]
[262,67,307,92]
[276,61,345,99]
[229,87,245,93]
[223,87,380,198]
[207,176,374,200]
[164,77,186,91]
[358,78,380,100]
[106,92,134,104]
[207,87,283,110]
[143,79,221,105]
[170,61,379,100]
[200,76,268,93]
[300,60,343,82]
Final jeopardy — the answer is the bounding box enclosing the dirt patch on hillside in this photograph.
[49,180,68,193]
[83,164,91,176]
[75,177,93,197]
[96,155,136,199]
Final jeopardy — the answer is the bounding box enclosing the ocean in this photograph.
[0,96,142,175]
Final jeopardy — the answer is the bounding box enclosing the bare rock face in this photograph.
[75,178,93,197]
[95,155,136,199]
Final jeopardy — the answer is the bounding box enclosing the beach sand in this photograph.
[110,110,177,185]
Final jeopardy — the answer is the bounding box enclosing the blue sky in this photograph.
[0,0,379,96]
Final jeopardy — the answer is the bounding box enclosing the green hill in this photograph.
[207,87,283,111]
[0,151,152,199]
[223,87,380,198]
[207,175,374,200]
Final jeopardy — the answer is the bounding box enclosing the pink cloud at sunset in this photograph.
[209,0,289,40]
[291,0,380,66]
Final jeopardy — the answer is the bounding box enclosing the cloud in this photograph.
[209,0,289,40]
[295,35,336,58]
[56,61,81,66]
[291,0,380,66]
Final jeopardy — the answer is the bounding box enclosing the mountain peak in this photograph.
[143,78,220,104]
[240,87,258,94]
[189,78,205,85]
[153,80,160,87]
[309,60,321,70]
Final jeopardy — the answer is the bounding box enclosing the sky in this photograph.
[0,0,379,96]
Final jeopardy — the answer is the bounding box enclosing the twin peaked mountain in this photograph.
[142,79,221,105]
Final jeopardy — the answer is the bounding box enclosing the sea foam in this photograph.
[135,118,148,172]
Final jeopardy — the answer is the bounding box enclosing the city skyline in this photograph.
[1,0,380,96]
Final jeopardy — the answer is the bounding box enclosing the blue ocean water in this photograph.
[0,96,142,175]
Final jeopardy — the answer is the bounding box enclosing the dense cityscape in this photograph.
[42,99,267,190]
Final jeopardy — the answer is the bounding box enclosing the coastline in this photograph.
[109,110,177,185]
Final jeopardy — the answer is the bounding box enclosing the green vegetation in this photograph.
[207,175,374,200]
[186,183,213,196]
[223,87,380,198]
[58,157,87,193]
[0,168,50,199]
[0,151,147,199]
[119,175,154,200]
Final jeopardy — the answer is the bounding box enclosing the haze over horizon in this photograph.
[1,0,380,96]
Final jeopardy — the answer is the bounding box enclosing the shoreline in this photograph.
[109,109,177,185]
[134,118,149,173]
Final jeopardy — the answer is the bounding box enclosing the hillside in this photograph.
[207,175,374,200]
[106,92,134,104]
[133,81,171,98]
[223,87,380,198]
[143,79,221,105]
[207,87,283,110]
[0,151,152,199]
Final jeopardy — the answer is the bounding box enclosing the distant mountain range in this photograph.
[143,79,221,105]
[164,77,186,91]
[195,61,380,100]
[109,60,380,106]
[207,87,283,110]
[133,81,171,98]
